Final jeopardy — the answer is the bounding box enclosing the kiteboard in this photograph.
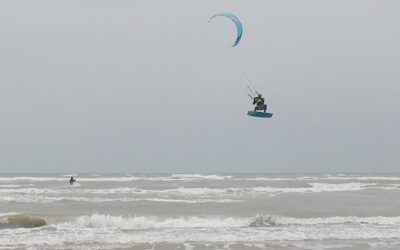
[247,111,273,118]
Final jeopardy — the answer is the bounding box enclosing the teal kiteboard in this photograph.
[247,111,273,118]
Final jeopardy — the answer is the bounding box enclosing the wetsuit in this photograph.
[69,177,75,185]
[253,97,267,112]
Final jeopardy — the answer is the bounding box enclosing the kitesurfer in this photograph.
[69,176,76,185]
[253,93,267,113]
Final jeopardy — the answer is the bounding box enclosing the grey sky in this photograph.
[1,0,399,173]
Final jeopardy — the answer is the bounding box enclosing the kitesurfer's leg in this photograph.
[263,104,267,113]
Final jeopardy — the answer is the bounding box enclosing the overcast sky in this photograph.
[1,0,399,173]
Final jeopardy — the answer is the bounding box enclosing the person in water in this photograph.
[253,93,267,113]
[69,176,76,185]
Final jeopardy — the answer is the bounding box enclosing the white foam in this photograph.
[2,174,400,185]
[2,174,400,183]
[170,174,233,180]
[238,176,400,182]
[0,182,378,194]
[0,183,384,202]
[249,214,400,226]
[253,182,376,194]
[3,214,400,248]
[0,174,234,183]
[63,174,77,177]
[57,214,246,229]
[0,212,20,218]
[238,177,295,181]
[136,198,238,204]
[325,176,400,181]
[0,176,142,182]
[54,214,400,230]
[0,184,34,188]
[0,195,238,204]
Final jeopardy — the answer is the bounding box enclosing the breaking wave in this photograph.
[56,213,400,230]
[0,182,383,195]
[248,214,400,227]
[252,182,378,193]
[0,182,390,204]
[4,214,400,248]
[0,174,234,183]
[0,195,239,203]
[0,184,34,188]
[57,214,245,229]
[3,174,400,183]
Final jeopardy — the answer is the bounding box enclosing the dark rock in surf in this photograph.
[0,214,47,229]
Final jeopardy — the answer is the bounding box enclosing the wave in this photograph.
[62,174,77,177]
[3,174,400,184]
[236,175,400,182]
[0,195,239,203]
[55,213,400,230]
[0,182,382,195]
[0,214,46,229]
[253,182,378,194]
[248,214,400,227]
[0,176,142,182]
[240,176,400,182]
[170,174,233,180]
[238,177,296,181]
[4,214,400,247]
[0,174,234,183]
[0,187,229,195]
[136,198,238,204]
[324,176,400,181]
[0,184,34,188]
[57,214,245,229]
[0,212,19,217]
[0,182,388,204]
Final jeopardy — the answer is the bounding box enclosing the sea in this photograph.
[1,173,400,250]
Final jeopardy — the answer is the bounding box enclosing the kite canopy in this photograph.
[209,12,243,47]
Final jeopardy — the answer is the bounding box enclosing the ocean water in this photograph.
[1,173,400,250]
